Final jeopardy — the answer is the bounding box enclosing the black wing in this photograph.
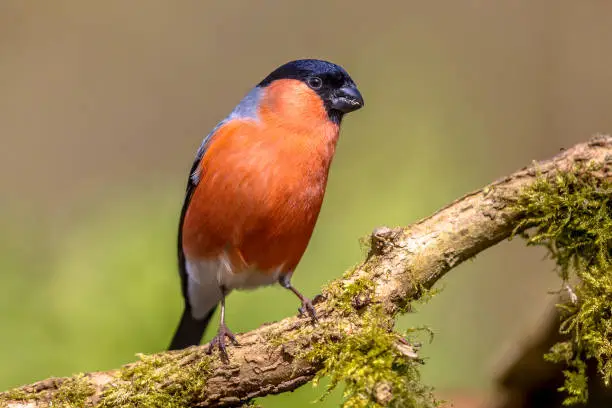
[176,127,215,301]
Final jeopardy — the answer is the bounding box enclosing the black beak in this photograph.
[331,86,364,113]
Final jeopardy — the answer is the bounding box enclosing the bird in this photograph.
[168,59,364,358]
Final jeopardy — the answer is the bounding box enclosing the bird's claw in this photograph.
[207,323,239,361]
[298,298,318,323]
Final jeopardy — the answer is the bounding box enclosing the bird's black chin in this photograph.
[327,110,344,125]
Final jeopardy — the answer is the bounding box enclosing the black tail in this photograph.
[168,306,217,350]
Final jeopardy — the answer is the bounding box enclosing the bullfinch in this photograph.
[169,59,364,358]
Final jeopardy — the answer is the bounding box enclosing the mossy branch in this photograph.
[1,135,610,408]
[512,152,611,404]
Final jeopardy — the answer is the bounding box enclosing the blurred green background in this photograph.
[1,1,612,406]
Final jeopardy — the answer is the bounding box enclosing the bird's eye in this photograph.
[307,76,323,89]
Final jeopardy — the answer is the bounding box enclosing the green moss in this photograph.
[0,387,31,408]
[304,307,438,408]
[279,275,438,407]
[53,374,95,407]
[359,234,373,256]
[98,348,213,408]
[0,374,94,408]
[1,388,33,402]
[398,284,441,315]
[513,164,611,405]
[324,273,377,314]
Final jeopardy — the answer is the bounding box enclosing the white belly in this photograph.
[185,254,284,319]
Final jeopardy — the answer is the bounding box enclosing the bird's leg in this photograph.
[207,286,239,360]
[278,275,318,323]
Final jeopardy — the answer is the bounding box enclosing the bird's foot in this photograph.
[298,297,318,323]
[206,323,239,361]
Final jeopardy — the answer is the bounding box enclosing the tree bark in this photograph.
[2,135,610,408]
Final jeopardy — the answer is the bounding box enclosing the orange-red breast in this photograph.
[169,59,364,357]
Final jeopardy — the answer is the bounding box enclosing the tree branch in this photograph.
[2,135,610,408]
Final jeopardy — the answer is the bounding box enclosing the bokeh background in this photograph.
[1,1,612,406]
